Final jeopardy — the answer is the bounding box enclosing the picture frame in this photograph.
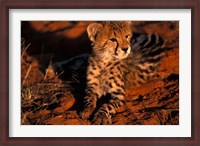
[0,0,199,145]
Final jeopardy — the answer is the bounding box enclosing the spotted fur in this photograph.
[79,21,165,124]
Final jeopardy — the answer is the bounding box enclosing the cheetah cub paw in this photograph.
[79,107,94,120]
[92,112,112,125]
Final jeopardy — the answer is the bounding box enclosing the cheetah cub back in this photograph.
[79,21,132,124]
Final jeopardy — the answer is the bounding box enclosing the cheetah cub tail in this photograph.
[125,33,166,88]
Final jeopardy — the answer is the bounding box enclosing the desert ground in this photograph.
[21,21,179,125]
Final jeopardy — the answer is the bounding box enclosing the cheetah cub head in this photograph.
[87,21,132,61]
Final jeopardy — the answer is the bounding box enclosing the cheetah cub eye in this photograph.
[110,38,117,42]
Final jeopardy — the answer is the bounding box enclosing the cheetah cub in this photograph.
[79,21,165,125]
[79,21,132,124]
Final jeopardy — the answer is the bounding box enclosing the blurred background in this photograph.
[21,21,178,62]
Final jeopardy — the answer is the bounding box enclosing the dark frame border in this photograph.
[0,0,199,145]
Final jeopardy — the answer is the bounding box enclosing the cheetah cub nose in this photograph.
[122,47,128,52]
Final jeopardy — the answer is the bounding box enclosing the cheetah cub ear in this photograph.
[87,23,103,42]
